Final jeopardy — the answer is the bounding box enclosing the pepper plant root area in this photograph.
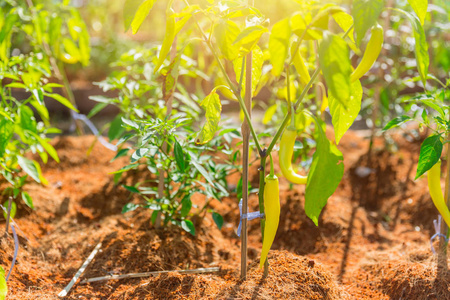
[1,132,450,300]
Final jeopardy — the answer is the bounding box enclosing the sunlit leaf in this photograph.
[215,20,240,61]
[416,134,442,179]
[232,46,264,97]
[319,32,351,105]
[305,119,344,226]
[382,115,413,131]
[196,90,222,144]
[17,156,41,183]
[329,80,363,144]
[352,0,383,46]
[269,18,290,76]
[407,0,428,25]
[395,8,429,87]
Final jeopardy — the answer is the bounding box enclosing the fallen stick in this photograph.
[80,267,220,284]
[58,242,102,297]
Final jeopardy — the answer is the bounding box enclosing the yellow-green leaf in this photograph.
[232,45,264,98]
[131,0,157,34]
[329,79,363,144]
[407,0,428,25]
[196,90,222,144]
[269,18,291,77]
[319,32,351,106]
[215,20,240,61]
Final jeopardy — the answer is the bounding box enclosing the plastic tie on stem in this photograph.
[237,198,264,237]
[430,215,449,255]
[70,111,118,151]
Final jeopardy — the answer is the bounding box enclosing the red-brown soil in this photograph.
[1,131,450,299]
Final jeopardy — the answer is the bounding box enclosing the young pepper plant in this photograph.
[90,47,239,235]
[1,1,88,212]
[126,0,427,276]
[384,79,450,271]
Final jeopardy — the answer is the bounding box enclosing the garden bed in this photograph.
[1,131,449,299]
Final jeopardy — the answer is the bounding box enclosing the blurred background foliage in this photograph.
[3,0,450,131]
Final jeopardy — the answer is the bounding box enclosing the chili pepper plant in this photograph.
[384,77,450,272]
[0,1,89,215]
[124,0,429,277]
[90,47,241,234]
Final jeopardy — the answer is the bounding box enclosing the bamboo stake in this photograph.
[80,267,220,284]
[240,50,252,280]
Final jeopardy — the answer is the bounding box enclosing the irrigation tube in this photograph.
[70,111,118,151]
[5,223,19,281]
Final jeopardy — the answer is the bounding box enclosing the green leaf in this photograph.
[319,32,352,106]
[196,90,222,144]
[26,131,60,163]
[122,203,140,213]
[212,212,224,230]
[17,156,41,183]
[232,46,264,98]
[111,148,130,162]
[174,139,185,171]
[180,195,192,217]
[19,105,37,135]
[154,15,176,73]
[2,200,16,220]
[269,18,291,77]
[21,191,34,209]
[124,0,143,31]
[329,79,363,144]
[332,11,355,43]
[382,115,413,131]
[305,122,344,226]
[43,93,78,112]
[131,0,157,34]
[395,8,429,87]
[181,219,195,236]
[0,13,17,45]
[0,118,14,157]
[123,184,141,194]
[352,0,383,46]
[215,20,240,61]
[407,0,428,25]
[131,148,149,163]
[233,25,267,54]
[415,134,443,179]
[263,104,278,125]
[109,115,125,141]
[87,102,108,118]
[0,265,6,300]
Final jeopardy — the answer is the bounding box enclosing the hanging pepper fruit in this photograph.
[427,160,450,228]
[260,154,280,269]
[350,23,384,83]
[279,127,308,184]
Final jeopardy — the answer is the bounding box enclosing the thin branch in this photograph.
[80,267,220,284]
[58,242,102,297]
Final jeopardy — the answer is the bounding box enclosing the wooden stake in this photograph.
[240,50,253,280]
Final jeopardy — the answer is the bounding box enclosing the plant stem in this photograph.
[257,155,268,275]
